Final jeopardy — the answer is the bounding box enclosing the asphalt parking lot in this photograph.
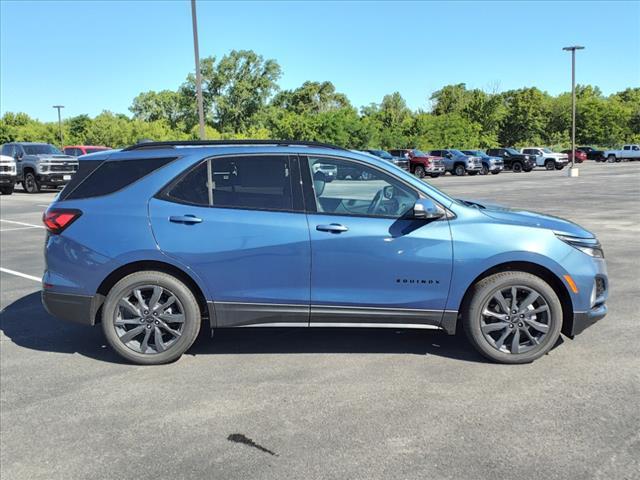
[1,162,639,480]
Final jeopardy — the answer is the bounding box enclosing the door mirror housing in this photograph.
[383,185,394,200]
[412,198,444,220]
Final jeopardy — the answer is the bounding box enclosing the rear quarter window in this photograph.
[61,157,176,200]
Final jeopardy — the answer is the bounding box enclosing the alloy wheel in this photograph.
[114,285,185,354]
[480,285,551,355]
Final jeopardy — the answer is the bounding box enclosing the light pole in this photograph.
[52,105,64,148]
[191,0,206,140]
[562,45,584,177]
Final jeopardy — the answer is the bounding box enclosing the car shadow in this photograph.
[1,292,485,364]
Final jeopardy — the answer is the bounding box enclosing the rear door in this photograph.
[149,154,311,327]
[302,155,453,327]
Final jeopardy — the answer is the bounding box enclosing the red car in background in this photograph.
[63,145,111,157]
[561,149,587,164]
[387,149,446,178]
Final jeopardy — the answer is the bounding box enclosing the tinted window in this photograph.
[166,161,209,206]
[212,155,292,210]
[64,157,175,200]
[165,155,293,211]
[306,156,418,218]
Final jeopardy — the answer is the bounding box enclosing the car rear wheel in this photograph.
[463,271,562,364]
[414,166,426,178]
[454,164,466,176]
[490,170,500,175]
[511,161,523,173]
[545,160,555,170]
[555,165,565,170]
[0,186,13,195]
[23,172,41,193]
[101,271,201,365]
[607,154,616,163]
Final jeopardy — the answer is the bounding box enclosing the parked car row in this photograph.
[0,142,111,194]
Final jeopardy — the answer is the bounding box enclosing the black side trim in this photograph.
[571,304,607,337]
[42,290,99,326]
[439,310,458,335]
[214,302,310,327]
[310,305,443,327]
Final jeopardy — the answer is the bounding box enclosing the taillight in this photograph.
[43,209,82,234]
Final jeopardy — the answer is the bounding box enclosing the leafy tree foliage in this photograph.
[1,50,636,150]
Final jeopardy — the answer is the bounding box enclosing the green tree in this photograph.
[271,81,350,114]
[499,87,550,146]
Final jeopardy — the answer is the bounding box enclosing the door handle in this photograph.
[169,215,203,224]
[316,223,348,233]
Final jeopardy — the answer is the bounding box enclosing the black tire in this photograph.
[545,160,555,171]
[414,165,426,178]
[481,164,490,175]
[23,171,41,193]
[101,271,201,365]
[429,173,440,178]
[607,154,616,163]
[468,171,479,176]
[512,161,523,173]
[463,271,563,364]
[454,164,466,176]
[490,170,500,175]
[0,185,14,195]
[555,165,565,170]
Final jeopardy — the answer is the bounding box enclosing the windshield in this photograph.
[371,150,393,160]
[85,148,109,154]
[505,148,520,155]
[412,149,427,157]
[541,148,553,153]
[449,149,465,156]
[23,144,62,155]
[466,150,487,158]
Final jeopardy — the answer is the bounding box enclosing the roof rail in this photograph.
[121,139,348,152]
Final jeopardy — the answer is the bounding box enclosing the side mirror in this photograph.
[412,198,444,220]
[16,152,23,160]
[383,185,394,200]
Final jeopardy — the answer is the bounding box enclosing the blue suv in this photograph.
[42,141,608,365]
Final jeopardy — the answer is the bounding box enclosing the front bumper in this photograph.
[42,290,100,326]
[466,164,483,172]
[488,163,503,172]
[37,173,74,185]
[426,164,445,173]
[0,174,17,185]
[571,303,607,337]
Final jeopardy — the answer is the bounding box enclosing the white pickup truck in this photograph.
[603,144,640,162]
[520,147,569,170]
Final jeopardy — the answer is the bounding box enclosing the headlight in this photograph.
[556,233,604,258]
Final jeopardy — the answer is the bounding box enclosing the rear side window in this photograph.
[164,155,293,211]
[63,157,175,200]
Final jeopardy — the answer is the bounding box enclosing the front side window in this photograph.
[166,155,293,211]
[306,156,418,218]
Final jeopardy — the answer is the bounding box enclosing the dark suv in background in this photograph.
[1,142,78,193]
[485,148,535,173]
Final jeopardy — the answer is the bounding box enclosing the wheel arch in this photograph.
[94,260,210,326]
[457,261,574,337]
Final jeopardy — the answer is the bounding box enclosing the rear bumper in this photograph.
[570,303,607,337]
[42,290,99,326]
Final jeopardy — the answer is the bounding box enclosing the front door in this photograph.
[302,155,453,327]
[149,154,311,327]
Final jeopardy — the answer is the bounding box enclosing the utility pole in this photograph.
[191,0,206,140]
[562,45,584,177]
[52,105,64,148]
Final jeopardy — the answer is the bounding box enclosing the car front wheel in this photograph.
[463,271,562,364]
[414,166,426,178]
[481,164,490,175]
[454,164,466,176]
[23,172,41,193]
[511,162,523,173]
[545,160,555,170]
[101,271,201,365]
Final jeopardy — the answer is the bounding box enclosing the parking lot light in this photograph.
[562,46,584,178]
[52,105,64,148]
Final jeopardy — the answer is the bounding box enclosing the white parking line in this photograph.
[0,226,43,232]
[0,219,45,229]
[0,267,41,283]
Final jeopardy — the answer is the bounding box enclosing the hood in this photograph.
[0,155,16,164]
[459,198,595,238]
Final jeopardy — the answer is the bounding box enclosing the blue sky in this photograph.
[1,0,639,122]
